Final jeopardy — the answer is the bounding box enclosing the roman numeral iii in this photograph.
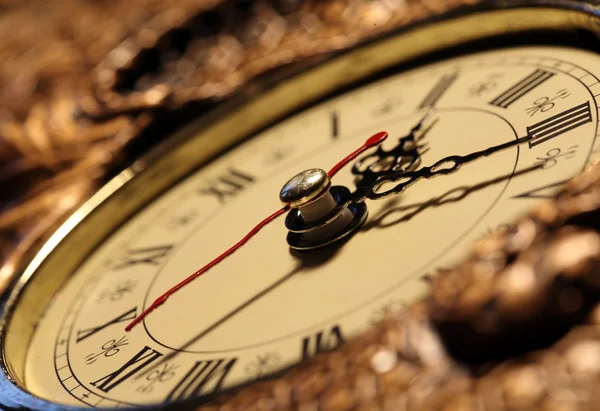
[490,69,554,108]
[76,307,137,343]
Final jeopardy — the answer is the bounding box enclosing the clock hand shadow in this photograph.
[362,164,542,231]
[135,238,346,380]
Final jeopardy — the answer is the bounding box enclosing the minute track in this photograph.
[7,2,600,411]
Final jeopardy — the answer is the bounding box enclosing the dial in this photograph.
[18,45,600,407]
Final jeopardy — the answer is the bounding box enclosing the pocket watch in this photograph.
[3,0,600,410]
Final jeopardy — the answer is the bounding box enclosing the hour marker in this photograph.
[115,245,174,269]
[331,111,339,139]
[166,358,237,400]
[91,346,162,393]
[527,102,592,148]
[418,73,458,109]
[301,325,344,361]
[77,308,138,343]
[490,69,554,108]
[198,168,256,204]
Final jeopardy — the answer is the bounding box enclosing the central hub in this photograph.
[280,168,368,250]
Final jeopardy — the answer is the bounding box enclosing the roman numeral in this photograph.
[91,346,162,393]
[166,357,237,401]
[527,102,592,148]
[77,308,137,343]
[513,180,567,200]
[418,73,458,109]
[115,245,173,269]
[198,168,256,204]
[331,111,339,139]
[301,325,345,361]
[490,69,554,108]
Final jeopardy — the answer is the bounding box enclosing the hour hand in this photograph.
[351,110,434,201]
[364,135,533,200]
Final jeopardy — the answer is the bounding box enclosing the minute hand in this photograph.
[366,135,532,200]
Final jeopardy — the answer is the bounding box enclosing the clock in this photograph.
[2,1,600,410]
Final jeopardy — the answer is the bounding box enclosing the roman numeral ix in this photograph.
[91,346,162,393]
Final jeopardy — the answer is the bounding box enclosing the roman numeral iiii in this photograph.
[527,102,592,148]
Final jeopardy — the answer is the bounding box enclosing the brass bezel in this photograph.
[0,4,597,410]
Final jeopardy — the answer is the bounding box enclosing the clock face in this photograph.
[19,45,600,407]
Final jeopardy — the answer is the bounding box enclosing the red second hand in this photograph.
[125,131,388,332]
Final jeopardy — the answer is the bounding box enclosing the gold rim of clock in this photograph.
[0,3,597,404]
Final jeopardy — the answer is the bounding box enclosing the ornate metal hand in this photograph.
[351,109,434,201]
[353,128,531,200]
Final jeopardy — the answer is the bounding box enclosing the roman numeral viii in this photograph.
[77,308,137,343]
[166,357,237,401]
[301,325,345,361]
[198,168,255,204]
[91,346,162,393]
[490,69,554,108]
[527,102,592,148]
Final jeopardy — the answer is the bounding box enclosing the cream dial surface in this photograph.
[24,46,600,407]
